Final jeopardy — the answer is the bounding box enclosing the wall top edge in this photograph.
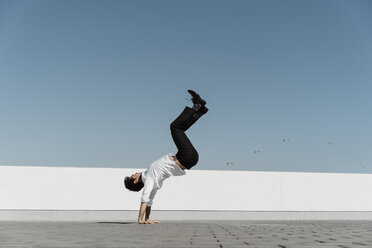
[0,165,371,176]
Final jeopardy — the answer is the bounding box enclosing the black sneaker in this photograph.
[188,90,206,106]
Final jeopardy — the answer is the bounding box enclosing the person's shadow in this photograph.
[96,222,136,225]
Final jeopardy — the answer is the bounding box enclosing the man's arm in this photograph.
[138,202,147,224]
[138,202,159,224]
[145,205,151,220]
[145,205,159,224]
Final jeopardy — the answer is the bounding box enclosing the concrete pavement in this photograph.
[0,220,371,247]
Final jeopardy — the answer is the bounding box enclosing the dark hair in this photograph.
[124,176,144,192]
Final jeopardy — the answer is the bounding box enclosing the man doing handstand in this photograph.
[124,90,208,224]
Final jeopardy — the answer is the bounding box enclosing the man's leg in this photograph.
[170,107,206,169]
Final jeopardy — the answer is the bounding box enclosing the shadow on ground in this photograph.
[96,222,135,225]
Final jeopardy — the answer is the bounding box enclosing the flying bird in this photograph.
[226,161,234,166]
[328,141,334,146]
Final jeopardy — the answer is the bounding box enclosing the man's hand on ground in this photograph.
[138,219,160,224]
[145,219,160,224]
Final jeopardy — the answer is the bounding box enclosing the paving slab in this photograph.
[0,220,371,247]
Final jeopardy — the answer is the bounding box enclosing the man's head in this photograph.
[124,172,144,192]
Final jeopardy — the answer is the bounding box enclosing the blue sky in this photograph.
[0,0,371,173]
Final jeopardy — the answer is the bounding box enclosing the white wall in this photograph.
[0,165,371,211]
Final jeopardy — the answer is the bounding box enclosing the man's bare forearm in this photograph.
[138,202,147,223]
[138,202,160,224]
[145,205,151,220]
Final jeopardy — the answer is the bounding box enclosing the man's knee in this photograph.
[183,152,199,170]
[170,121,181,130]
